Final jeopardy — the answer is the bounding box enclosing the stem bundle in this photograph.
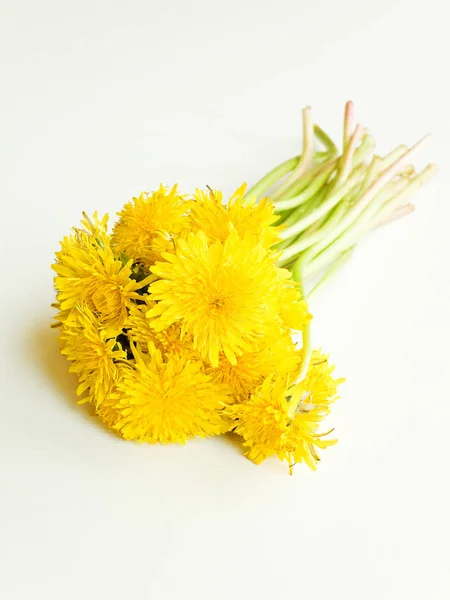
[244,102,436,296]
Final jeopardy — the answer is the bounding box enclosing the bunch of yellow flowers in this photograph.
[52,102,435,472]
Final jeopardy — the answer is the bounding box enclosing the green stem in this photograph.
[271,106,314,201]
[274,161,336,212]
[373,164,437,224]
[343,100,354,148]
[350,135,376,167]
[272,158,336,204]
[304,163,436,279]
[297,321,312,383]
[274,189,329,253]
[314,124,338,154]
[297,138,430,274]
[282,188,328,228]
[277,195,349,266]
[334,124,363,188]
[279,165,365,242]
[307,248,354,300]
[286,263,312,419]
[273,134,373,219]
[243,156,299,200]
[244,106,435,314]
[287,317,312,420]
[291,261,312,389]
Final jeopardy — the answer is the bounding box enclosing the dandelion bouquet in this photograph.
[52,102,435,472]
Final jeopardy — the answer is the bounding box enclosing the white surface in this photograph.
[1,1,449,598]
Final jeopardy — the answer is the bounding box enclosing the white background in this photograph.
[1,1,449,598]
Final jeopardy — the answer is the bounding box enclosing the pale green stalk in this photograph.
[274,161,336,212]
[376,203,415,226]
[307,248,354,300]
[334,124,364,187]
[343,101,354,148]
[280,165,366,241]
[281,187,329,228]
[296,136,430,271]
[273,158,336,204]
[277,157,376,266]
[314,124,338,154]
[275,187,330,253]
[271,107,314,201]
[277,194,350,266]
[287,264,312,419]
[350,134,376,167]
[274,134,373,209]
[303,164,436,279]
[243,156,299,200]
[374,164,437,224]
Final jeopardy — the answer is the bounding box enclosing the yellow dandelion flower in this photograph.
[80,211,109,237]
[112,185,189,270]
[208,352,264,403]
[154,324,198,358]
[60,305,127,406]
[189,184,280,247]
[209,329,302,402]
[125,297,199,358]
[230,376,289,464]
[52,215,152,332]
[147,230,285,367]
[230,352,341,470]
[279,413,337,472]
[289,350,343,414]
[188,187,227,240]
[125,298,157,348]
[258,330,304,379]
[226,184,281,247]
[278,352,341,471]
[96,392,123,430]
[111,346,231,444]
[276,275,311,331]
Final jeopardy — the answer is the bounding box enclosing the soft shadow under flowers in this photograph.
[28,321,249,450]
[28,322,111,432]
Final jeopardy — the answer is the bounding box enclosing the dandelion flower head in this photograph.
[110,346,231,444]
[112,185,189,271]
[147,229,289,367]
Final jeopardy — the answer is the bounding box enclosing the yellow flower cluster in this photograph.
[52,184,341,471]
[51,101,436,473]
